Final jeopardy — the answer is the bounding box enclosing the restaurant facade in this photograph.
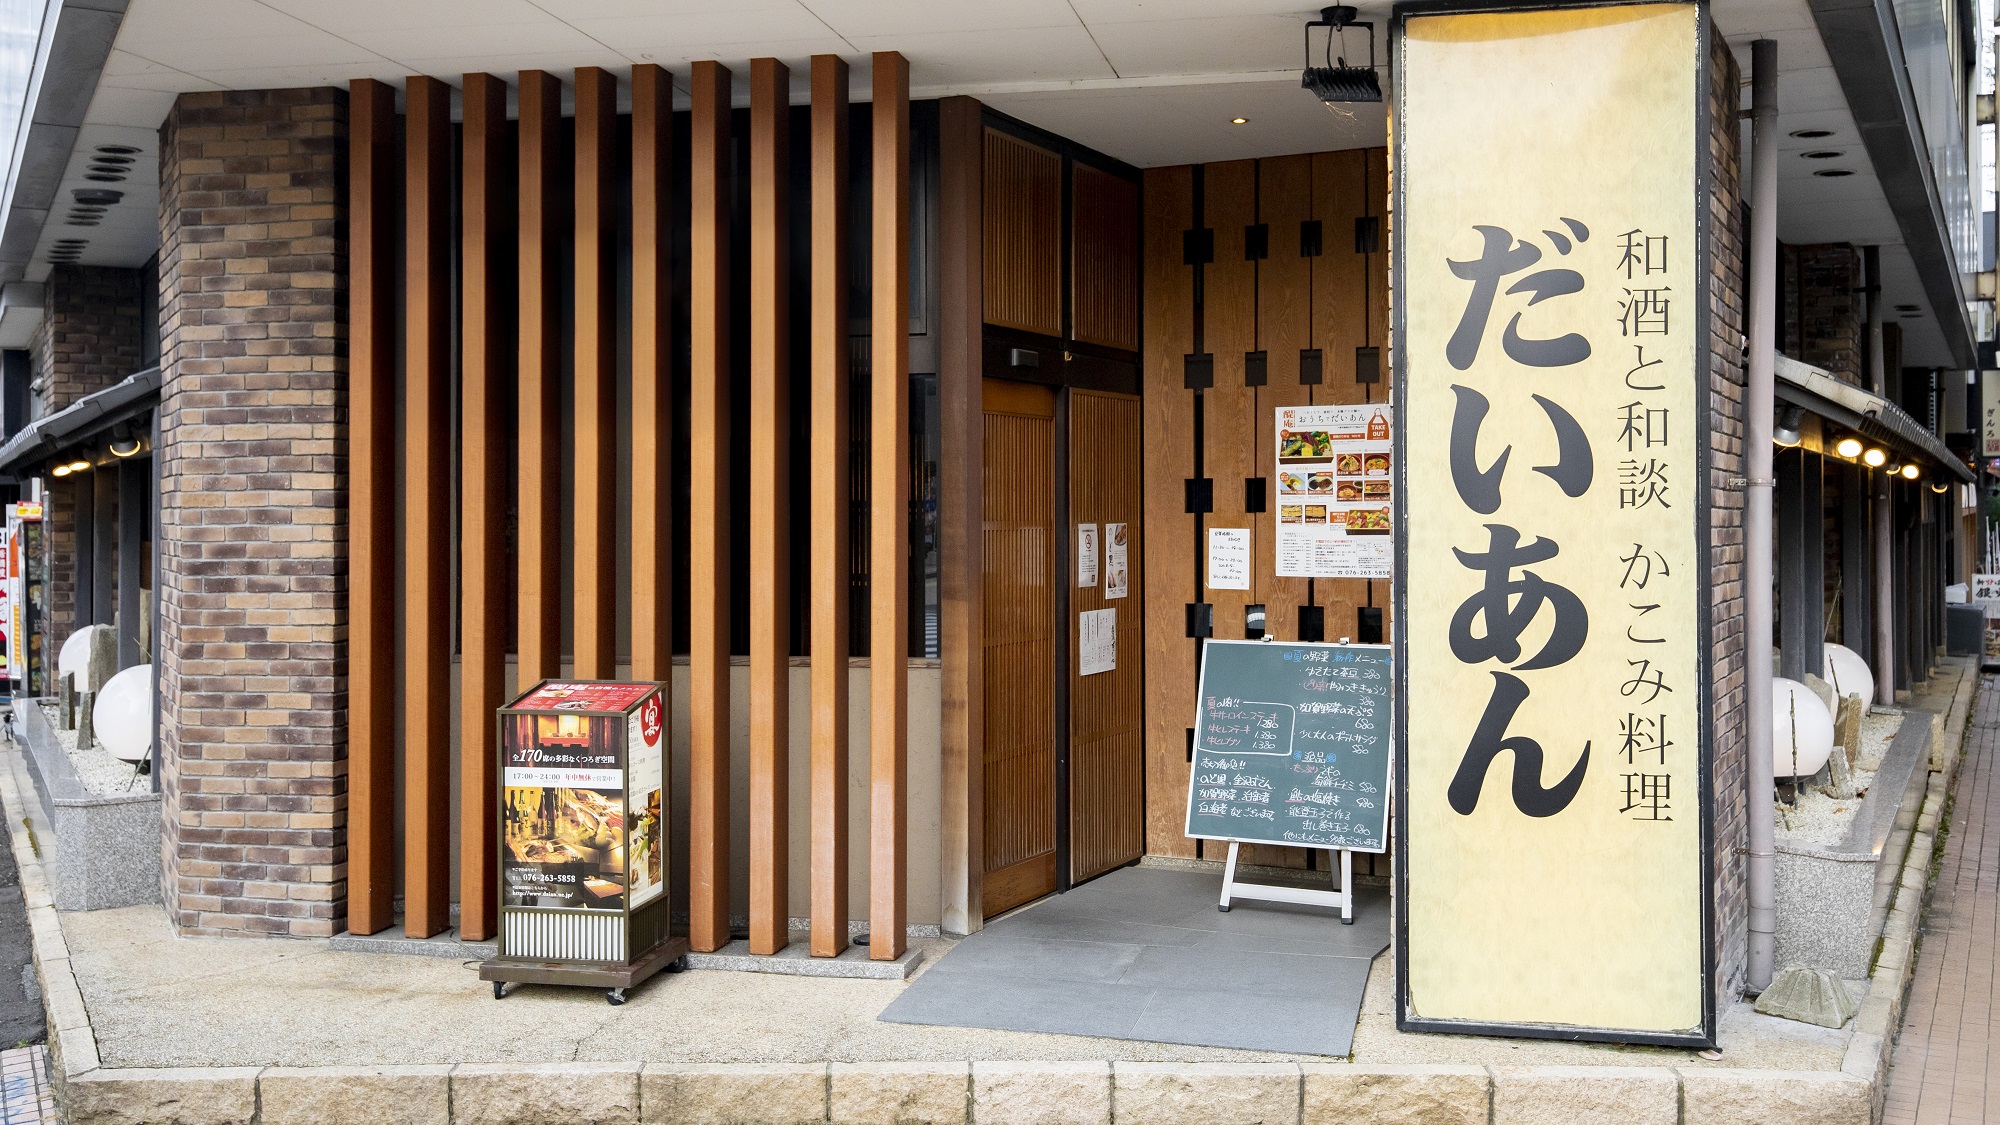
[0,0,1985,1051]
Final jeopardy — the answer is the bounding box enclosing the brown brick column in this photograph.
[34,265,144,645]
[156,89,346,937]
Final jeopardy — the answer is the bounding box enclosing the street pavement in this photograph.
[0,790,39,1049]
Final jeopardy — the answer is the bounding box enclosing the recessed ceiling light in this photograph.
[1801,149,1844,159]
[93,144,139,155]
[90,155,133,165]
[1790,128,1834,139]
[72,189,121,205]
[1895,304,1919,311]
[1231,117,1248,125]
[1813,169,1854,177]
[84,173,125,183]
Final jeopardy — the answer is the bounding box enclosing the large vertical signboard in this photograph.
[1394,2,1713,1044]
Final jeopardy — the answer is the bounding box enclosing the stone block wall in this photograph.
[155,88,347,937]
[34,265,145,646]
[1706,31,1749,1012]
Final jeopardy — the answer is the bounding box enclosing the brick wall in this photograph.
[34,265,145,645]
[1706,31,1749,1012]
[156,88,347,937]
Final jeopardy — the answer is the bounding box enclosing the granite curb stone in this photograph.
[641,1062,829,1125]
[61,1066,263,1125]
[260,1065,454,1125]
[1300,1063,1490,1125]
[1488,1065,1679,1125]
[1109,1062,1299,1124]
[1675,1066,1871,1125]
[972,1061,1111,1125]
[453,1062,642,1125]
[829,1061,970,1124]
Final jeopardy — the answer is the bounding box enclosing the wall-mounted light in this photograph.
[1931,481,1951,494]
[108,437,142,458]
[1900,463,1921,481]
[1862,447,1887,467]
[1835,436,1864,459]
[1773,404,1805,446]
[50,464,70,478]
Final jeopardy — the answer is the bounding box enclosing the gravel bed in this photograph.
[1775,708,1901,848]
[38,699,147,797]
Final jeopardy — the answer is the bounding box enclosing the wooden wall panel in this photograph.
[982,131,1060,336]
[631,64,674,685]
[401,74,452,939]
[870,50,911,960]
[747,56,792,956]
[1072,165,1140,351]
[688,60,734,954]
[937,96,985,935]
[1307,149,1371,656]
[809,54,852,957]
[1257,154,1315,645]
[517,70,563,685]
[1068,389,1145,883]
[457,72,508,943]
[1140,165,1197,860]
[345,78,396,936]
[573,67,618,678]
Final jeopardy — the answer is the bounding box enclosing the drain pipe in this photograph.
[1745,38,1779,995]
[1866,247,1896,701]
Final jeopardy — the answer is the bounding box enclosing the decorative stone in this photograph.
[1801,672,1836,716]
[259,1066,451,1125]
[1753,965,1857,1028]
[1301,1064,1489,1125]
[972,1061,1110,1125]
[830,1062,968,1125]
[641,1064,827,1125]
[452,1062,639,1125]
[1490,1067,1677,1125]
[60,1067,261,1125]
[1111,1062,1298,1124]
[1678,1068,1870,1125]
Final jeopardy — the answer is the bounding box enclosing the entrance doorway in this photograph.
[980,378,1145,917]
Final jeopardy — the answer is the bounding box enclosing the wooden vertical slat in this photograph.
[402,74,452,939]
[346,78,396,936]
[937,95,985,935]
[1140,165,1197,860]
[809,54,852,957]
[574,66,618,678]
[981,132,1061,335]
[747,56,792,957]
[518,71,563,684]
[688,60,735,955]
[869,50,911,960]
[458,71,508,942]
[632,64,675,687]
[1257,154,1314,645]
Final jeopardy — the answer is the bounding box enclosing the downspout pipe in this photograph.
[1865,246,1896,698]
[1745,38,1778,995]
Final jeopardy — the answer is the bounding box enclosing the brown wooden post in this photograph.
[870,51,911,960]
[632,64,675,694]
[688,60,735,954]
[458,72,509,942]
[809,54,852,957]
[936,95,985,936]
[574,66,618,679]
[747,56,792,956]
[346,78,397,936]
[517,70,563,685]
[402,74,452,939]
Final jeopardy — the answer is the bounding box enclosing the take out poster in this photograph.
[1275,404,1393,579]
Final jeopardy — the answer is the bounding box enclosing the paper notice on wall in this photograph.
[1079,608,1117,675]
[1077,523,1099,587]
[1104,523,1130,599]
[1275,404,1393,579]
[1207,527,1251,590]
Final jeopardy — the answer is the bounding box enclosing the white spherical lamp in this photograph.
[92,665,153,764]
[1772,677,1835,779]
[1821,643,1875,712]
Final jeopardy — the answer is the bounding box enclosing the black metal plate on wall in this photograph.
[1244,350,1268,386]
[1300,219,1324,257]
[1245,476,1267,513]
[1244,222,1269,260]
[1300,348,1324,385]
[1298,604,1325,642]
[1184,352,1215,389]
[1356,345,1381,384]
[1185,602,1213,638]
[1183,227,1215,265]
[1357,605,1383,643]
[1184,477,1214,514]
[1355,215,1381,254]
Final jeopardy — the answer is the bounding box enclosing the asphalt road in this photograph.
[0,790,44,1047]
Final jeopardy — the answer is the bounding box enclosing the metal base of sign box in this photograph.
[1217,841,1354,923]
[481,935,690,1005]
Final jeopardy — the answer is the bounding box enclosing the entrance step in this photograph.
[685,938,928,980]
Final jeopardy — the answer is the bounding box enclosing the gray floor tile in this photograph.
[879,975,1143,1040]
[916,933,1143,984]
[1128,986,1365,1056]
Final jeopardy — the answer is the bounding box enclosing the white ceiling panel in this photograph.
[564,8,845,51]
[807,0,1078,38]
[345,22,607,62]
[1090,15,1308,78]
[260,0,559,34]
[847,26,1117,86]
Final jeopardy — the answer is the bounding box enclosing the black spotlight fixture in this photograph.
[1302,6,1381,103]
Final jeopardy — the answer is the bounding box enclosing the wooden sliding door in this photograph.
[981,378,1059,915]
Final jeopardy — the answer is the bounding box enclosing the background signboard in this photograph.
[1394,1,1712,1045]
[1184,640,1391,853]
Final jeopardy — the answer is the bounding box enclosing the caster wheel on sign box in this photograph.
[492,981,506,1000]
[664,956,687,974]
[606,988,627,1006]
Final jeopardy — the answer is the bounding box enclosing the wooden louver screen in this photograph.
[982,130,1061,336]
[1071,164,1141,351]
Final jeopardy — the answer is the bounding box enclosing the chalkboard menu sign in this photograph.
[1184,640,1392,853]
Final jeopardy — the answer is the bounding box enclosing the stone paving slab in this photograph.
[0,1047,54,1125]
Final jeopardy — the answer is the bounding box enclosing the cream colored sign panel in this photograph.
[1395,2,1709,1041]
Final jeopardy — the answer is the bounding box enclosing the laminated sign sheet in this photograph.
[1184,640,1392,853]
[1395,1,1712,1044]
[1276,404,1394,579]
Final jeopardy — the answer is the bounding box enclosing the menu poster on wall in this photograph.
[1275,405,1393,579]
[1077,523,1100,588]
[1207,528,1251,590]
[1105,523,1130,599]
[1079,608,1117,676]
